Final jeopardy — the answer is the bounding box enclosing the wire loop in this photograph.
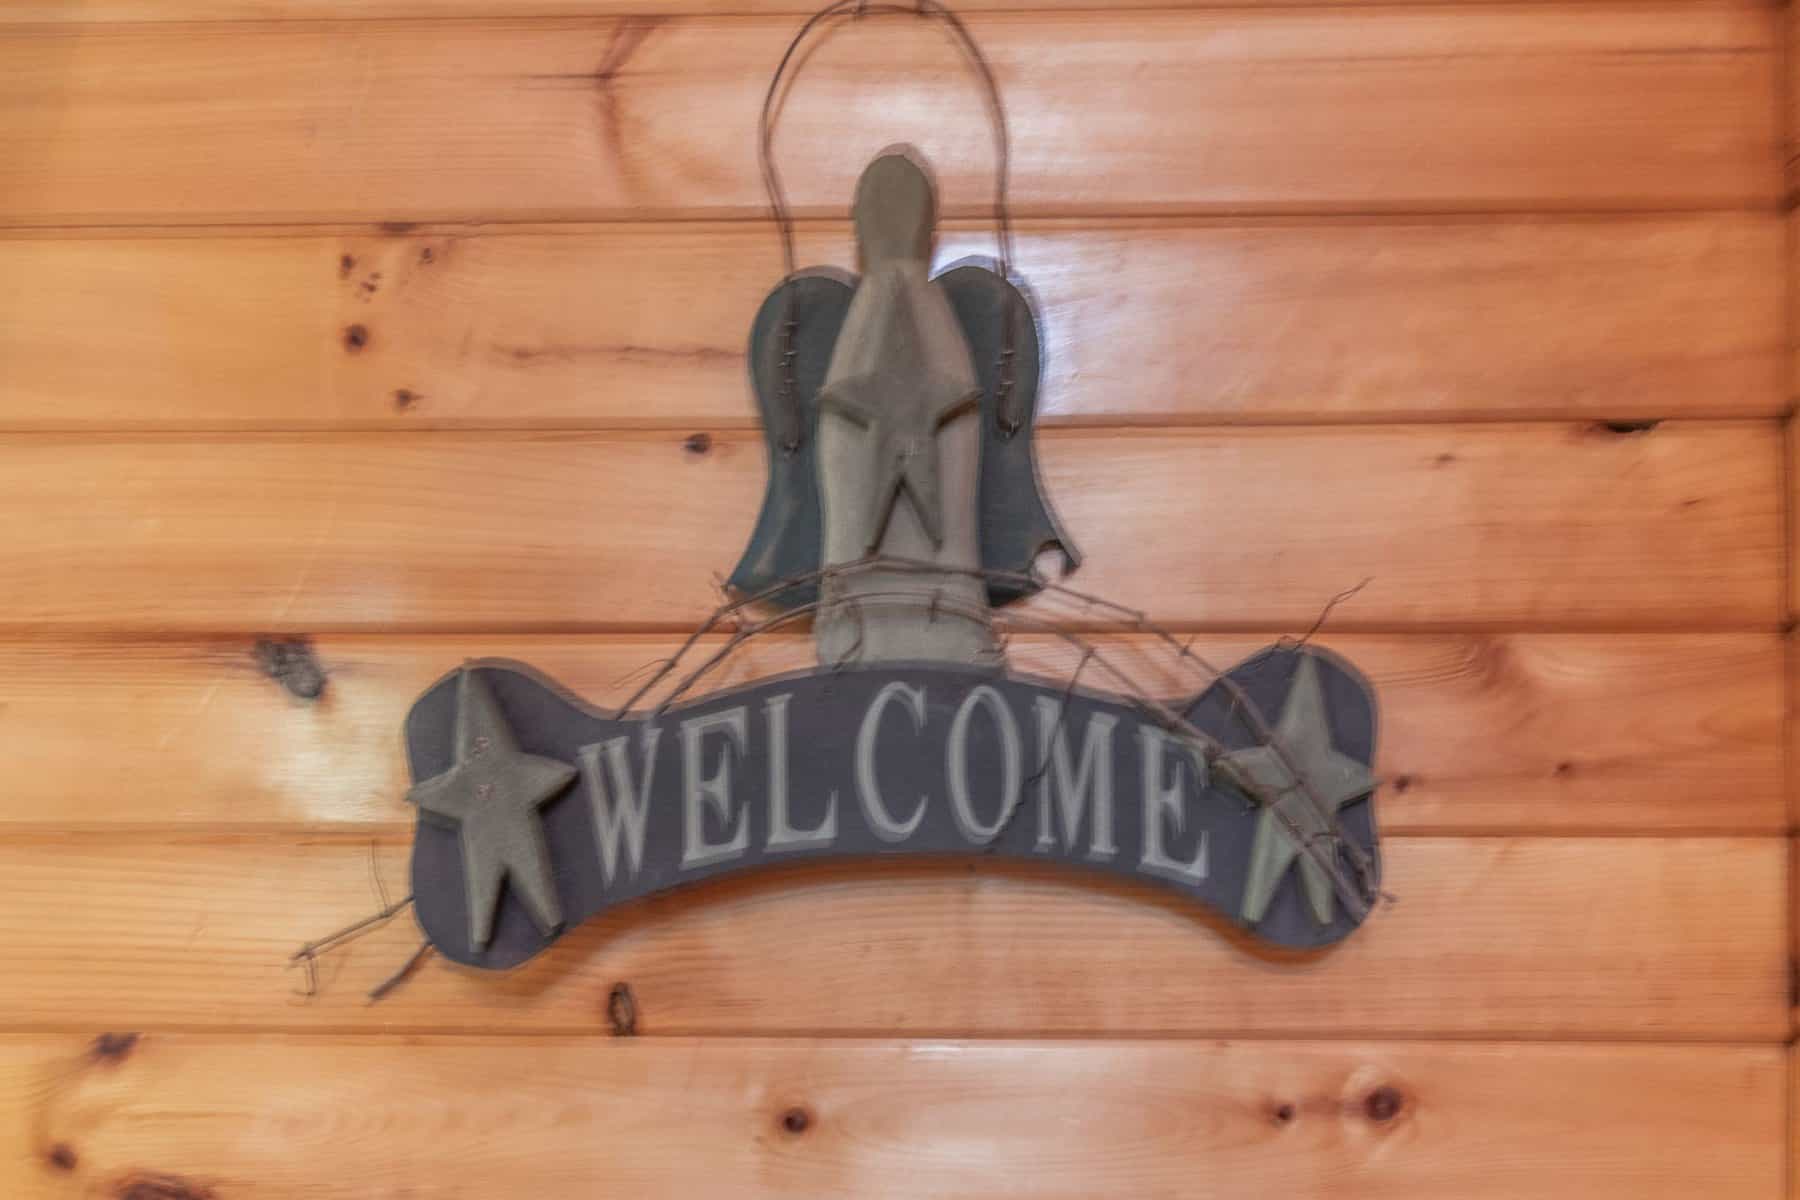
[757,0,1021,449]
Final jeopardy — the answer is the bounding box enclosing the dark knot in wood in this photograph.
[111,1171,217,1200]
[254,637,327,701]
[1364,1085,1405,1123]
[779,1106,811,1135]
[606,981,638,1036]
[90,1032,139,1063]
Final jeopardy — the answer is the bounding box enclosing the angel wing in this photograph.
[727,262,1080,609]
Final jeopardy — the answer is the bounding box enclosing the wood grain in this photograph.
[6,0,1773,20]
[0,9,1777,227]
[0,423,1777,633]
[0,1036,1783,1199]
[0,835,1782,1037]
[0,1,1786,1193]
[0,215,1781,429]
[0,632,1780,834]
[1793,1047,1800,1197]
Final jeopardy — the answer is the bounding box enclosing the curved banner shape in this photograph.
[405,650,1381,969]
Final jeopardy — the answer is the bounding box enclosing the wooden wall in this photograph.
[0,0,1793,1196]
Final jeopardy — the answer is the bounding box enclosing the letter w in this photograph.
[578,727,662,886]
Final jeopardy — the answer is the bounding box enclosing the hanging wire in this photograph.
[291,564,1381,1004]
[757,0,1021,452]
[288,840,424,1001]
[290,893,417,998]
[367,940,434,1003]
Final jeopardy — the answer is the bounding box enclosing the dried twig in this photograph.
[617,562,1377,920]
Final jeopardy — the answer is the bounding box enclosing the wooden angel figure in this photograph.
[729,149,1078,667]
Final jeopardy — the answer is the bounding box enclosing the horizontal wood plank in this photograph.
[6,0,1773,20]
[0,1036,1783,1199]
[0,9,1777,226]
[1789,288,1800,627]
[0,835,1783,1037]
[0,424,1778,632]
[1793,1047,1800,1194]
[0,632,1780,834]
[0,215,1782,428]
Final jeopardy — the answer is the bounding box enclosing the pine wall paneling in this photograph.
[0,1,1790,1196]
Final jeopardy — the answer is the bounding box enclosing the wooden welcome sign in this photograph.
[400,3,1383,971]
[408,649,1379,967]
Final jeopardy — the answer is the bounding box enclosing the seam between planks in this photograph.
[0,1028,1791,1045]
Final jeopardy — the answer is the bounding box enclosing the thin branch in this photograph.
[620,572,1375,921]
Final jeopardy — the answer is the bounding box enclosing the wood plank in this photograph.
[0,423,1778,633]
[0,215,1782,429]
[1793,1048,1800,1199]
[0,633,1780,835]
[1789,0,1800,625]
[0,1036,1783,1199]
[5,0,1773,21]
[0,9,1776,226]
[0,835,1782,1037]
[1790,842,1798,1033]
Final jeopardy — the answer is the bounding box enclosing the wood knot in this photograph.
[683,432,713,455]
[112,1171,217,1200]
[338,253,356,279]
[1591,419,1660,436]
[1269,1101,1296,1126]
[779,1106,811,1135]
[90,1032,139,1063]
[1391,773,1413,794]
[342,323,370,353]
[254,637,328,701]
[45,1142,78,1171]
[1364,1085,1404,1123]
[1552,760,1575,779]
[606,981,638,1036]
[393,388,420,411]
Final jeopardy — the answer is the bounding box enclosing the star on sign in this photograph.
[407,669,577,950]
[818,296,980,552]
[1221,654,1375,927]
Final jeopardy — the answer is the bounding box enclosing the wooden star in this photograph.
[407,669,576,949]
[1222,654,1375,927]
[818,296,980,552]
